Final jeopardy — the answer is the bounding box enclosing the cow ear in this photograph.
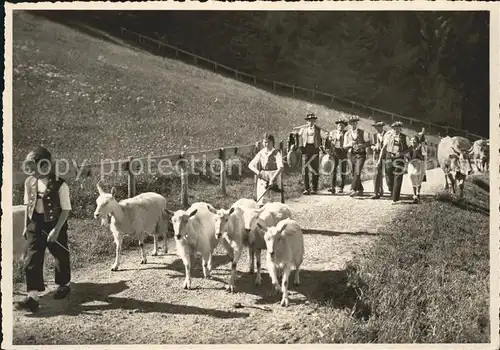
[189,209,198,217]
[228,207,235,215]
[110,187,117,198]
[97,183,104,195]
[206,204,217,214]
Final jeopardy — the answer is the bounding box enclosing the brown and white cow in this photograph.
[437,136,474,198]
[469,139,489,172]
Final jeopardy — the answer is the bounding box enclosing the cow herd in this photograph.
[437,136,489,198]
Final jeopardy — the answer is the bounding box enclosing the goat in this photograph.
[168,202,223,289]
[13,205,28,261]
[247,202,294,285]
[261,218,304,307]
[207,204,247,292]
[93,184,170,271]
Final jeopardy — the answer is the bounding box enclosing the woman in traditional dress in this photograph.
[406,136,427,203]
[248,133,284,205]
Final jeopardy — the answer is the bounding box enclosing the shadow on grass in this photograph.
[448,200,489,216]
[22,280,249,319]
[302,229,383,237]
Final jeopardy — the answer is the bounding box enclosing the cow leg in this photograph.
[151,234,158,256]
[249,245,255,274]
[163,230,168,254]
[444,173,450,190]
[202,252,212,279]
[255,249,262,286]
[449,174,457,194]
[181,253,192,290]
[459,180,465,198]
[280,264,292,307]
[138,239,147,264]
[111,235,123,272]
[228,247,242,293]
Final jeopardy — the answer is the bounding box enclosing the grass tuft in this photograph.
[327,175,490,343]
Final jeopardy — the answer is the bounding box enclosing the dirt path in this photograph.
[13,168,446,345]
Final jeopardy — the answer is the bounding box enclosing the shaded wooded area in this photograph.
[35,10,490,137]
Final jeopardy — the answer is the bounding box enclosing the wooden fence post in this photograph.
[253,141,260,201]
[272,81,276,91]
[279,141,285,204]
[179,152,189,209]
[219,148,227,196]
[127,156,137,198]
[292,84,296,96]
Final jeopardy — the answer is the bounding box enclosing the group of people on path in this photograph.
[248,112,429,206]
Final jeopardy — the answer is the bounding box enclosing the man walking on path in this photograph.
[293,113,328,195]
[370,121,386,199]
[377,121,410,204]
[343,115,370,197]
[325,118,348,194]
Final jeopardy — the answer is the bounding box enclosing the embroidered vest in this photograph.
[262,149,279,171]
[351,129,366,154]
[327,130,345,150]
[375,131,386,151]
[301,125,322,148]
[386,133,408,157]
[25,174,65,222]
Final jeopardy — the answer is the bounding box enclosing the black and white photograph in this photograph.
[2,1,497,347]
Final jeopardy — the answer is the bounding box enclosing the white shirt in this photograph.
[306,126,315,144]
[343,127,369,148]
[24,177,72,213]
[329,130,343,148]
[249,148,284,174]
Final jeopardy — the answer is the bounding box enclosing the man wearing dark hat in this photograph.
[377,121,409,204]
[325,118,348,194]
[343,115,370,196]
[370,121,386,199]
[293,113,328,195]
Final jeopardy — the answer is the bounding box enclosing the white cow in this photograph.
[437,136,473,197]
[469,139,489,172]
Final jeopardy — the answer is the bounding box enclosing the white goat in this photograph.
[230,198,259,273]
[13,205,28,261]
[93,184,170,271]
[261,218,304,307]
[247,202,294,286]
[168,202,223,289]
[207,204,248,293]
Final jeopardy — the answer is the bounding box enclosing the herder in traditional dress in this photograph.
[324,118,348,194]
[14,146,72,313]
[343,115,370,197]
[248,133,284,205]
[406,135,427,203]
[370,121,387,199]
[377,121,409,204]
[416,127,428,183]
[293,113,328,195]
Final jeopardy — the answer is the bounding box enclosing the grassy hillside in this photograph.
[329,174,490,343]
